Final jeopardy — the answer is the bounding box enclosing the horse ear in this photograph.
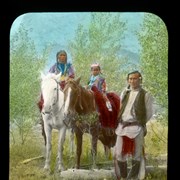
[76,77,81,85]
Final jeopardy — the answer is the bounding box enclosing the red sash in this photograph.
[122,136,135,156]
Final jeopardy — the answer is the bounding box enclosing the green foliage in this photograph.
[10,23,48,144]
[69,12,129,93]
[145,120,168,156]
[137,13,168,118]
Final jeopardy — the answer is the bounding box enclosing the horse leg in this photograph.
[40,116,46,146]
[90,125,98,169]
[98,129,111,159]
[38,94,46,146]
[104,145,111,159]
[57,127,67,172]
[69,129,75,168]
[91,136,98,169]
[43,118,52,171]
[75,127,83,169]
[70,129,75,155]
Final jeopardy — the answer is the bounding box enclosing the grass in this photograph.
[9,120,167,180]
[145,119,168,158]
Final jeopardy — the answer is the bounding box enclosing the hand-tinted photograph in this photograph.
[10,12,168,180]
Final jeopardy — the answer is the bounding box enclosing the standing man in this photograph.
[114,70,154,180]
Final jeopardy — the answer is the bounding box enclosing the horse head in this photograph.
[63,77,81,116]
[41,72,64,114]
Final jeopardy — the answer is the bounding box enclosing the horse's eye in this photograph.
[54,88,57,90]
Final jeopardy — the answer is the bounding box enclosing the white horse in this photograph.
[40,72,70,172]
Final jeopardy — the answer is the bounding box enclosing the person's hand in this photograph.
[65,77,69,81]
[65,76,73,82]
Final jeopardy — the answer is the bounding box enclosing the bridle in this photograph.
[52,79,62,106]
[42,78,62,115]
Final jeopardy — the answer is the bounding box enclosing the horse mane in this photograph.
[40,72,64,113]
[64,78,96,114]
[41,72,61,84]
[77,85,96,114]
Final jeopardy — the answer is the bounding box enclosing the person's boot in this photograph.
[118,161,127,179]
[128,160,140,179]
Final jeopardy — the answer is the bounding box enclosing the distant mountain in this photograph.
[119,48,140,63]
[10,12,144,65]
[11,13,91,54]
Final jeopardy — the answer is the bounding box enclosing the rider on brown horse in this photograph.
[86,62,113,112]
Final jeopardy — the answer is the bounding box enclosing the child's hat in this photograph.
[91,62,100,68]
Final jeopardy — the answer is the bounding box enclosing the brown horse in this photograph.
[63,77,120,169]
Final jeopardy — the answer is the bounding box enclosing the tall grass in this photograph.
[10,120,167,179]
[145,120,168,156]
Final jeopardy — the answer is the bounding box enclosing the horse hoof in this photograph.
[43,165,50,171]
[92,164,97,169]
[58,165,65,172]
[43,166,51,175]
[76,165,80,169]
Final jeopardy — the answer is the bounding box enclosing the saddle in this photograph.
[91,86,120,129]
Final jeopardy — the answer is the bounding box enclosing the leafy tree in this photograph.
[10,24,49,144]
[137,13,168,122]
[69,12,129,93]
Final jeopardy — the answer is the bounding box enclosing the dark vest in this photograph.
[119,88,147,126]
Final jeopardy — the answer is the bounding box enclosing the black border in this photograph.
[2,1,178,179]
